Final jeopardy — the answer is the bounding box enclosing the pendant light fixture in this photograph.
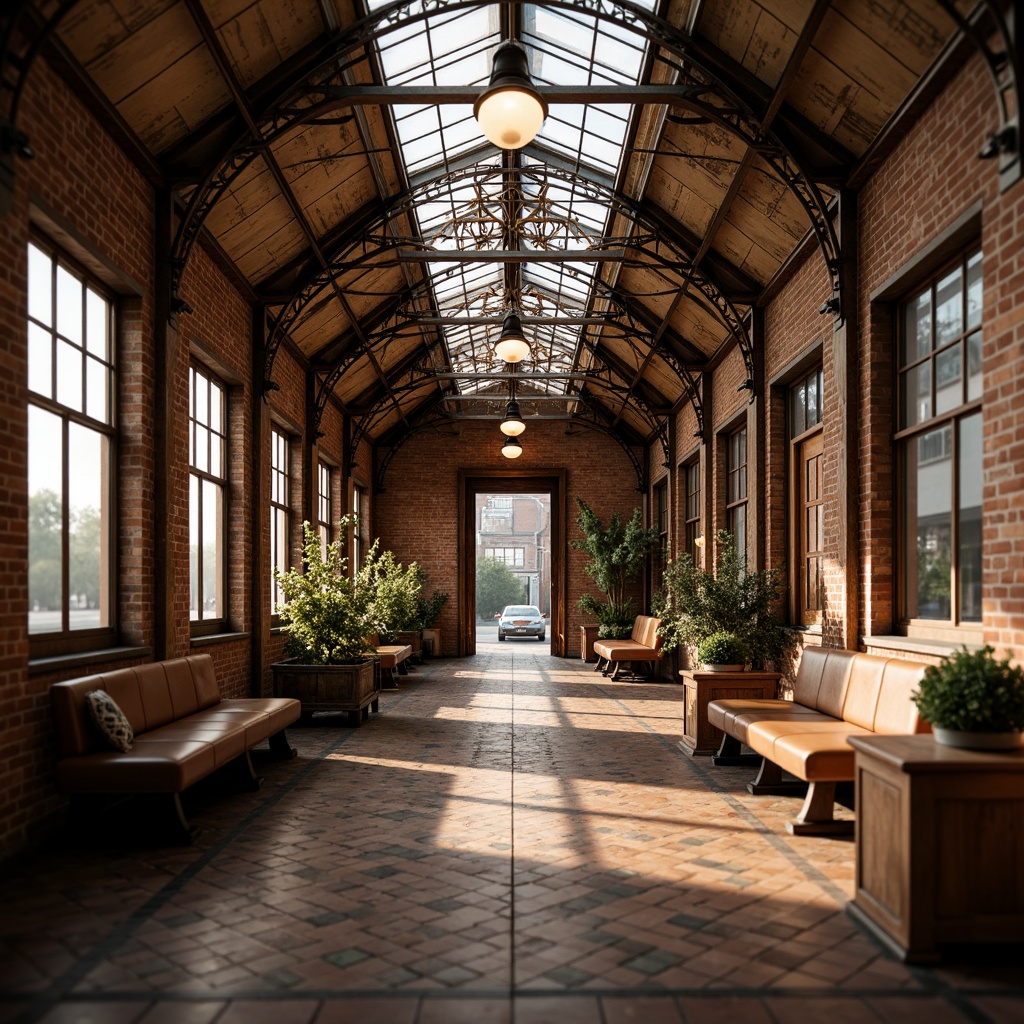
[474,42,548,150]
[500,399,525,436]
[494,311,530,363]
[501,434,523,459]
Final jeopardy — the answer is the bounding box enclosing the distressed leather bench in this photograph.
[707,647,931,835]
[50,654,300,842]
[592,615,663,680]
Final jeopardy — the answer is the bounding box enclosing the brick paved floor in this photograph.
[1,641,1022,1023]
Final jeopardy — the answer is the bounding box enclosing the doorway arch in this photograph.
[458,469,567,658]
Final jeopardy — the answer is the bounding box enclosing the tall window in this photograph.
[27,240,115,651]
[899,249,982,626]
[684,460,701,565]
[654,479,668,582]
[189,366,227,629]
[318,461,332,556]
[352,483,364,573]
[790,368,823,626]
[726,425,748,563]
[270,429,290,613]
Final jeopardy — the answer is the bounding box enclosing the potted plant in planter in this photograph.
[572,498,659,640]
[416,581,449,658]
[658,529,795,669]
[911,645,1024,749]
[358,544,423,660]
[696,631,748,672]
[272,518,377,724]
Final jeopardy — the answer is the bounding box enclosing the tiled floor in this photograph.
[2,640,1022,1024]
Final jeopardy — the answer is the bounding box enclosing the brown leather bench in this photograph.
[592,615,663,680]
[375,644,412,688]
[50,654,300,842]
[707,647,931,835]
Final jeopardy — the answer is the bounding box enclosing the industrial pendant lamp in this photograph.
[501,434,523,459]
[494,312,530,363]
[474,42,548,150]
[500,399,525,436]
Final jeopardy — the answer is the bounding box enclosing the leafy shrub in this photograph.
[275,519,374,665]
[358,544,423,643]
[697,631,748,666]
[416,586,449,629]
[912,645,1024,732]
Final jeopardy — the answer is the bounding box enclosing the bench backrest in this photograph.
[791,646,930,734]
[50,654,222,758]
[631,615,663,652]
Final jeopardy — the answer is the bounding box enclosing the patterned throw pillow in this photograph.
[85,690,134,752]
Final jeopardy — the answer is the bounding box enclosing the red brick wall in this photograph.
[374,420,644,657]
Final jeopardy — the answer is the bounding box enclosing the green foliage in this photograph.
[657,530,795,669]
[696,631,748,666]
[275,518,374,665]
[29,489,102,611]
[477,556,526,618]
[912,646,1024,732]
[579,592,636,639]
[571,497,659,627]
[358,543,423,642]
[415,585,449,629]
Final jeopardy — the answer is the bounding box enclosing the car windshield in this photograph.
[503,606,541,617]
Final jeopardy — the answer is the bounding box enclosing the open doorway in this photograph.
[458,470,566,656]
[476,492,551,651]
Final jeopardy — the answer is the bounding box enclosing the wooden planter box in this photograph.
[580,624,600,662]
[397,629,423,663]
[272,658,379,726]
[421,628,441,657]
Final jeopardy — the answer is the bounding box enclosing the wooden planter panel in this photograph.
[272,659,379,716]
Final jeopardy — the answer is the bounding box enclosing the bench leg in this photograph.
[371,697,379,713]
[747,758,807,796]
[381,668,399,690]
[149,794,196,846]
[348,709,362,728]
[398,659,410,676]
[609,662,622,680]
[593,656,605,673]
[269,728,298,760]
[712,733,763,767]
[786,781,853,836]
[231,751,263,791]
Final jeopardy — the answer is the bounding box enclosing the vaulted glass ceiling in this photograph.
[369,0,657,397]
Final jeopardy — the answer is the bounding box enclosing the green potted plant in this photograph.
[912,645,1024,749]
[696,631,748,671]
[358,544,423,658]
[572,498,659,639]
[272,518,377,723]
[416,582,449,658]
[658,529,795,669]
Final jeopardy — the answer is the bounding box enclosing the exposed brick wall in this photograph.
[374,420,643,657]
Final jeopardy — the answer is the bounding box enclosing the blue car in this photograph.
[497,605,546,641]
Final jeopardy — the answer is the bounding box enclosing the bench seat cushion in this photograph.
[377,645,412,669]
[745,716,874,781]
[707,698,822,744]
[593,639,660,661]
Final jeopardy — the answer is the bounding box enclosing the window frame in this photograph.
[27,235,118,657]
[895,247,983,635]
[270,427,291,618]
[683,458,702,567]
[725,424,748,564]
[317,460,333,557]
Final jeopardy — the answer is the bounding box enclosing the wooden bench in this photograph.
[707,647,931,835]
[375,644,412,688]
[50,654,300,843]
[592,615,663,680]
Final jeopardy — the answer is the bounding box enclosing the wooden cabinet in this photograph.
[849,734,1024,962]
[677,670,780,757]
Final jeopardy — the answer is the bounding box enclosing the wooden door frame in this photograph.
[458,469,567,657]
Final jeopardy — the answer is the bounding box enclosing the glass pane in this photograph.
[28,406,63,634]
[935,265,963,346]
[967,330,982,402]
[189,474,200,621]
[210,429,222,479]
[966,251,982,329]
[28,244,52,326]
[900,362,931,428]
[807,371,821,427]
[904,425,951,620]
[194,425,209,473]
[86,356,108,423]
[28,322,52,398]
[934,342,961,414]
[195,372,208,425]
[790,381,806,437]
[902,290,931,364]
[958,413,982,622]
[68,423,109,630]
[210,380,222,432]
[56,338,82,412]
[202,479,222,620]
[56,265,83,345]
[85,288,108,358]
